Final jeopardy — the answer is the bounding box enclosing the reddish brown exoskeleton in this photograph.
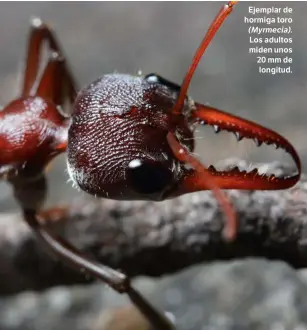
[0,2,301,329]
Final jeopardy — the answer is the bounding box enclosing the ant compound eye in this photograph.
[145,73,181,93]
[127,159,173,196]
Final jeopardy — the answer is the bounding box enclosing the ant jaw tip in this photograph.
[30,17,44,28]
[225,1,237,11]
[229,0,238,6]
[50,51,64,62]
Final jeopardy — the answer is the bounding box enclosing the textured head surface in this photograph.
[67,73,195,201]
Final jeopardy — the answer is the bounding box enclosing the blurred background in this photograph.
[0,2,306,330]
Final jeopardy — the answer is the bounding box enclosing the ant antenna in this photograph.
[167,132,237,240]
[173,1,237,115]
[169,1,238,240]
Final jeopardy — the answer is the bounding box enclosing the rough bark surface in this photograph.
[0,161,306,295]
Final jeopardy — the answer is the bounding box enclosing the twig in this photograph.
[0,160,306,295]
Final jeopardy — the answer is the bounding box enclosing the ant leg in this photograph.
[22,18,77,104]
[12,176,174,330]
[31,48,76,153]
[167,132,237,241]
[23,212,175,330]
[36,52,68,107]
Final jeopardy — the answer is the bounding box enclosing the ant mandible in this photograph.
[0,1,301,330]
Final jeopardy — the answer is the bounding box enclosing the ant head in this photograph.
[65,1,241,202]
[67,73,195,201]
[67,0,300,204]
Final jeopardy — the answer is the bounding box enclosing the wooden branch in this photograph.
[0,160,306,295]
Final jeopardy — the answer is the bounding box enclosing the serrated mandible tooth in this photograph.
[213,125,220,133]
[249,168,258,175]
[234,131,243,141]
[231,166,240,173]
[208,165,217,172]
[254,138,262,147]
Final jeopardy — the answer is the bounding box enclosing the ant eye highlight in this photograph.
[127,159,173,196]
[144,73,159,83]
[145,73,181,93]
